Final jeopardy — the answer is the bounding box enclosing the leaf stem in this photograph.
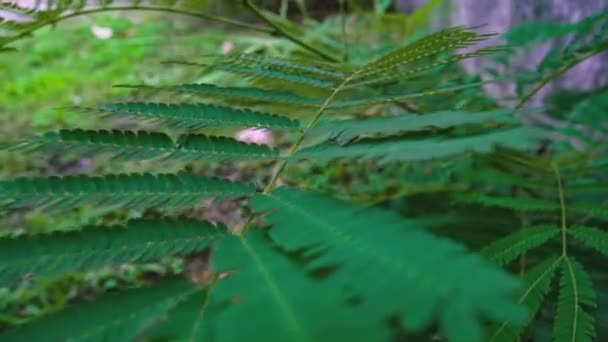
[516,49,604,108]
[553,163,568,256]
[263,76,356,193]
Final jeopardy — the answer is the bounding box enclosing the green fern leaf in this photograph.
[0,173,256,211]
[310,109,517,144]
[554,257,596,342]
[328,80,497,109]
[481,225,560,266]
[0,2,44,18]
[295,127,535,163]
[168,230,383,341]
[82,103,300,130]
[214,53,348,79]
[115,83,320,107]
[569,226,608,257]
[2,129,173,160]
[347,47,504,88]
[250,187,525,342]
[356,27,495,79]
[489,256,561,342]
[1,129,279,162]
[139,288,214,341]
[172,134,279,161]
[569,202,608,220]
[0,279,200,342]
[0,218,224,283]
[211,64,337,88]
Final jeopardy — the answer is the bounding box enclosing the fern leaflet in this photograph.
[295,128,534,163]
[0,219,224,284]
[116,83,320,107]
[80,103,300,130]
[554,257,596,342]
[250,187,525,342]
[1,129,279,162]
[310,109,518,144]
[186,230,382,341]
[481,225,560,266]
[489,256,561,342]
[356,27,495,79]
[0,279,199,342]
[568,226,608,257]
[0,173,255,211]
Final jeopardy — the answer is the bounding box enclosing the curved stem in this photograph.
[263,75,355,193]
[243,0,340,62]
[516,49,604,108]
[2,5,273,47]
[553,163,568,256]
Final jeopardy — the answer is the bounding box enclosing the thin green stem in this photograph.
[263,73,358,193]
[516,49,604,108]
[553,163,568,256]
[243,0,340,62]
[519,212,529,277]
[2,5,272,48]
[236,73,358,234]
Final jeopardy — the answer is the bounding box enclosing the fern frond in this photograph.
[489,256,561,342]
[0,2,44,18]
[569,202,608,220]
[569,226,608,257]
[194,230,384,341]
[328,81,496,109]
[2,129,279,162]
[554,257,596,342]
[80,103,300,130]
[211,63,338,88]
[0,173,256,211]
[481,225,560,266]
[213,53,349,80]
[356,27,495,79]
[310,109,517,144]
[0,219,224,283]
[250,187,525,342]
[295,127,535,163]
[346,47,504,88]
[115,83,320,107]
[2,129,173,160]
[138,288,212,341]
[172,134,279,161]
[0,279,199,342]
